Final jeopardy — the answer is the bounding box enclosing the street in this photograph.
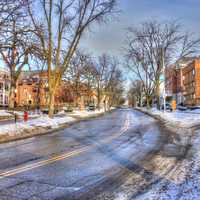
[0,109,186,199]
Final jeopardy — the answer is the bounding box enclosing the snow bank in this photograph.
[69,108,106,118]
[140,108,200,128]
[0,115,76,137]
[0,110,12,117]
[0,108,110,143]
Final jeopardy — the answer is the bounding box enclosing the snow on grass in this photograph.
[0,110,12,117]
[0,115,76,137]
[0,108,109,137]
[69,108,106,118]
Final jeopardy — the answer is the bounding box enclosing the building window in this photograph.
[5,84,9,91]
[0,83,3,90]
[5,96,8,105]
[0,94,3,104]
[192,69,195,76]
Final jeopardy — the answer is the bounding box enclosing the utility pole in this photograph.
[161,48,166,112]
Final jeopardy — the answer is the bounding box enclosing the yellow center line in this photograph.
[0,114,131,178]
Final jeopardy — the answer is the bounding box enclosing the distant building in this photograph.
[182,58,200,105]
[15,71,97,109]
[15,71,49,107]
[165,57,200,106]
[0,69,10,107]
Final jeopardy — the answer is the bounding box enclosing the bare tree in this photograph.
[125,50,155,108]
[27,0,117,117]
[65,51,91,107]
[94,54,124,110]
[125,20,200,109]
[128,80,143,107]
[95,54,110,110]
[103,59,124,110]
[0,0,34,109]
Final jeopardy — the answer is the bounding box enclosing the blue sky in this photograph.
[80,0,200,58]
[1,0,200,77]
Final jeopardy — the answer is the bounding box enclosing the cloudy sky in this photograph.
[80,0,200,59]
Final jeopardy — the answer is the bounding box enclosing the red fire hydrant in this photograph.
[24,111,28,122]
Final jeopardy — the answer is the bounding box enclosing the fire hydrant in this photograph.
[24,111,28,122]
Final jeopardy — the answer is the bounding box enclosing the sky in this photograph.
[80,0,200,59]
[1,0,200,84]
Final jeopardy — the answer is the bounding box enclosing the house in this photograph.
[0,69,10,107]
[15,71,49,107]
[15,71,97,109]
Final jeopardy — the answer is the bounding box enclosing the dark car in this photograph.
[41,108,59,114]
[188,106,200,110]
[177,104,187,111]
[161,103,172,111]
[87,104,95,111]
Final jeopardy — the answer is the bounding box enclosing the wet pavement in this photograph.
[0,109,180,200]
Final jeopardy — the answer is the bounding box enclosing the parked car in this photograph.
[87,104,95,111]
[161,103,172,111]
[177,104,187,111]
[41,108,59,114]
[63,106,73,113]
[188,106,200,110]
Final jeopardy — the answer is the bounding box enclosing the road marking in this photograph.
[0,147,90,179]
[0,113,131,179]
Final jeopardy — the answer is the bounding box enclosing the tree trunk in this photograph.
[97,87,101,110]
[9,84,16,109]
[48,90,55,118]
[155,80,160,109]
[139,93,143,107]
[146,95,151,109]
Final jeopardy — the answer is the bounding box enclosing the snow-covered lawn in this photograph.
[0,110,13,117]
[68,108,107,118]
[0,115,76,137]
[0,108,111,142]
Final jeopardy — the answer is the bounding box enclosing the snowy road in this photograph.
[0,109,194,199]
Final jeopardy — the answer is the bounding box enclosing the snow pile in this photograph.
[69,108,106,118]
[0,110,12,117]
[0,115,76,137]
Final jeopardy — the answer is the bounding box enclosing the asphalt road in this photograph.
[0,109,179,200]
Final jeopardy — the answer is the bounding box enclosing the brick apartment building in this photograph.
[15,71,49,107]
[182,58,200,105]
[0,69,10,107]
[166,57,200,106]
